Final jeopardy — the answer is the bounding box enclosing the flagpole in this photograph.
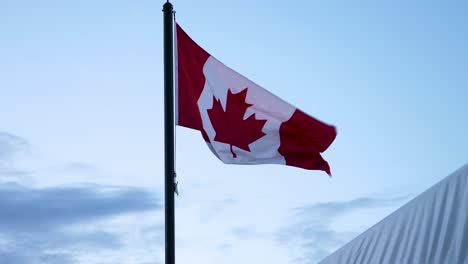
[163,2,176,264]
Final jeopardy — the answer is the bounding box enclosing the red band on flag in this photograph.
[278,109,336,175]
[176,24,210,135]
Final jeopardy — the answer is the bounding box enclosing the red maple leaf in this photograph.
[207,88,267,158]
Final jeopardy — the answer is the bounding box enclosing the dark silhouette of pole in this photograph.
[163,2,175,264]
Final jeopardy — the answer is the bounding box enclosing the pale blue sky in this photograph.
[1,0,467,263]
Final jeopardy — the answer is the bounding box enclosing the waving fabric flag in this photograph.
[176,24,337,175]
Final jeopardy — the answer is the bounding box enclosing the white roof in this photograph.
[319,163,468,264]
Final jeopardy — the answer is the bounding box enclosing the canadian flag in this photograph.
[176,24,337,175]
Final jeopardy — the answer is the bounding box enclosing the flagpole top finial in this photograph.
[163,1,173,11]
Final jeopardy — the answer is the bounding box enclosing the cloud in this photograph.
[0,250,75,264]
[0,183,162,264]
[0,132,170,263]
[278,196,408,263]
[231,226,255,239]
[0,132,32,179]
[0,183,160,231]
[0,132,31,162]
[53,161,100,174]
[198,197,236,222]
[0,132,164,263]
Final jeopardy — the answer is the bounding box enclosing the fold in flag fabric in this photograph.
[176,24,337,175]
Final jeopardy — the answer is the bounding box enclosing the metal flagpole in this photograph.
[163,1,176,264]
